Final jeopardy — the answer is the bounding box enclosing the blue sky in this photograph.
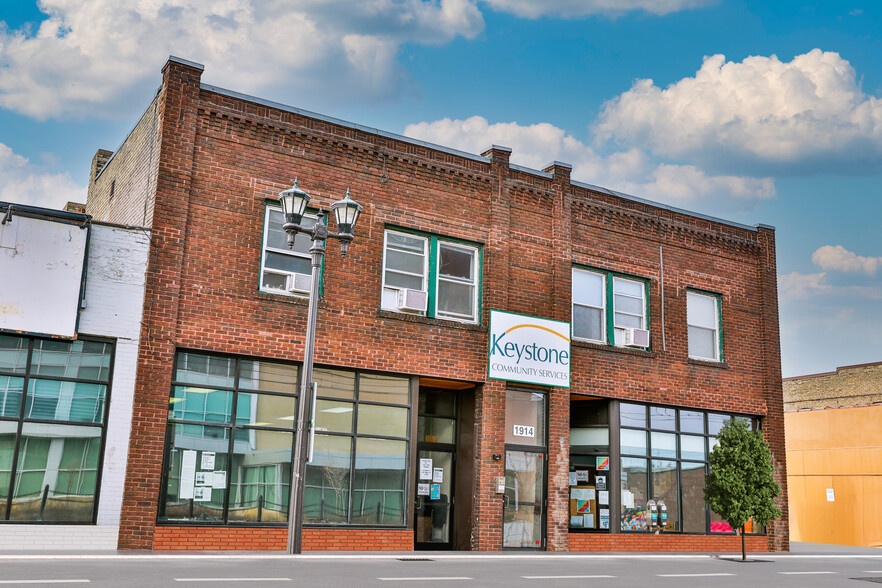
[1,0,880,378]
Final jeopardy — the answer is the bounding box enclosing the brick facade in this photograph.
[87,57,787,552]
[783,361,882,410]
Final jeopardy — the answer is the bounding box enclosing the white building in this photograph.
[0,202,150,550]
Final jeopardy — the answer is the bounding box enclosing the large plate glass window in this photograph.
[618,402,762,535]
[687,291,721,361]
[260,205,318,294]
[160,352,298,524]
[305,368,411,526]
[0,335,113,523]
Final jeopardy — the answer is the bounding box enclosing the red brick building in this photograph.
[85,57,787,552]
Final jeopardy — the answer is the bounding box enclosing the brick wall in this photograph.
[153,527,412,550]
[101,57,786,551]
[569,532,768,552]
[784,362,882,410]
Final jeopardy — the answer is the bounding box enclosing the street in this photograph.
[0,543,880,587]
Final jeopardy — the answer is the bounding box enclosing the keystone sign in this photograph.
[488,310,571,388]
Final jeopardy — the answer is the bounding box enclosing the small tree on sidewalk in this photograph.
[704,417,781,561]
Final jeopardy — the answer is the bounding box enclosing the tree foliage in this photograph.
[704,417,781,532]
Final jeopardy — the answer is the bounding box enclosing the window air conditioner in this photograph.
[397,288,428,312]
[286,272,312,294]
[623,328,650,348]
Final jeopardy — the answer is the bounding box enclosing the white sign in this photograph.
[195,472,211,486]
[575,470,589,482]
[826,488,835,502]
[433,468,444,483]
[0,214,88,339]
[419,458,433,480]
[201,452,216,470]
[180,450,197,500]
[193,487,212,502]
[512,425,535,438]
[599,509,610,529]
[212,471,227,489]
[417,483,430,496]
[598,490,609,505]
[568,472,577,486]
[488,310,571,388]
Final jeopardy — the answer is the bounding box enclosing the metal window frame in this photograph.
[616,400,765,536]
[0,334,115,525]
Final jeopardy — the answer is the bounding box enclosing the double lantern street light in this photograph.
[278,180,363,554]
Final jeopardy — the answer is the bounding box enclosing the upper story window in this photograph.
[381,229,480,323]
[572,268,649,348]
[260,205,318,295]
[687,291,721,361]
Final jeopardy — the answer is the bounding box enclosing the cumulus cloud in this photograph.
[0,0,484,119]
[812,245,882,275]
[778,271,830,300]
[404,115,776,202]
[594,50,882,174]
[0,143,85,209]
[483,0,709,18]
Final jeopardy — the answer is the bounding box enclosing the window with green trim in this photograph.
[260,205,318,295]
[572,267,648,347]
[687,291,721,361]
[381,229,480,323]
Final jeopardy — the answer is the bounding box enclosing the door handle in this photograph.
[502,495,510,509]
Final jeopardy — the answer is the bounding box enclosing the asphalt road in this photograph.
[0,543,880,587]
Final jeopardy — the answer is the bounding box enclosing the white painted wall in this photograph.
[0,221,150,551]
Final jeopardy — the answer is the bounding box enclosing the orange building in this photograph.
[784,362,882,548]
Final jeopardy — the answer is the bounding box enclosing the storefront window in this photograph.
[0,335,113,523]
[569,398,610,532]
[304,368,411,526]
[160,355,412,527]
[160,352,297,524]
[618,402,762,535]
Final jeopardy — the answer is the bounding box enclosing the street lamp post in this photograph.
[279,180,363,555]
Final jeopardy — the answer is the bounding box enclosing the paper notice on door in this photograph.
[417,483,430,496]
[433,468,443,483]
[419,459,433,480]
[212,471,227,489]
[583,514,594,528]
[622,490,634,508]
[568,472,577,486]
[193,487,212,502]
[598,490,609,505]
[599,509,610,529]
[575,470,589,482]
[571,487,594,501]
[180,450,197,500]
[195,472,211,486]
[201,451,216,470]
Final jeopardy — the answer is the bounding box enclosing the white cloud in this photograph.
[812,245,882,275]
[594,50,882,173]
[0,0,485,119]
[404,115,776,202]
[482,0,709,18]
[0,143,85,209]
[778,271,830,300]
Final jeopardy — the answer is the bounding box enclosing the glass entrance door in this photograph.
[503,450,545,548]
[414,448,454,549]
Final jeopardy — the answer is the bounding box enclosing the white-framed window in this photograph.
[571,267,648,347]
[259,206,317,295]
[381,229,480,323]
[687,291,721,361]
[572,269,606,343]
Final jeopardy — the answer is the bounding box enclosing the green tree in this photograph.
[704,417,781,561]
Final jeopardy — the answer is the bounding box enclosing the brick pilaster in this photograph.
[118,56,204,549]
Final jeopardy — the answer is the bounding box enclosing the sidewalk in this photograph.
[0,542,879,558]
